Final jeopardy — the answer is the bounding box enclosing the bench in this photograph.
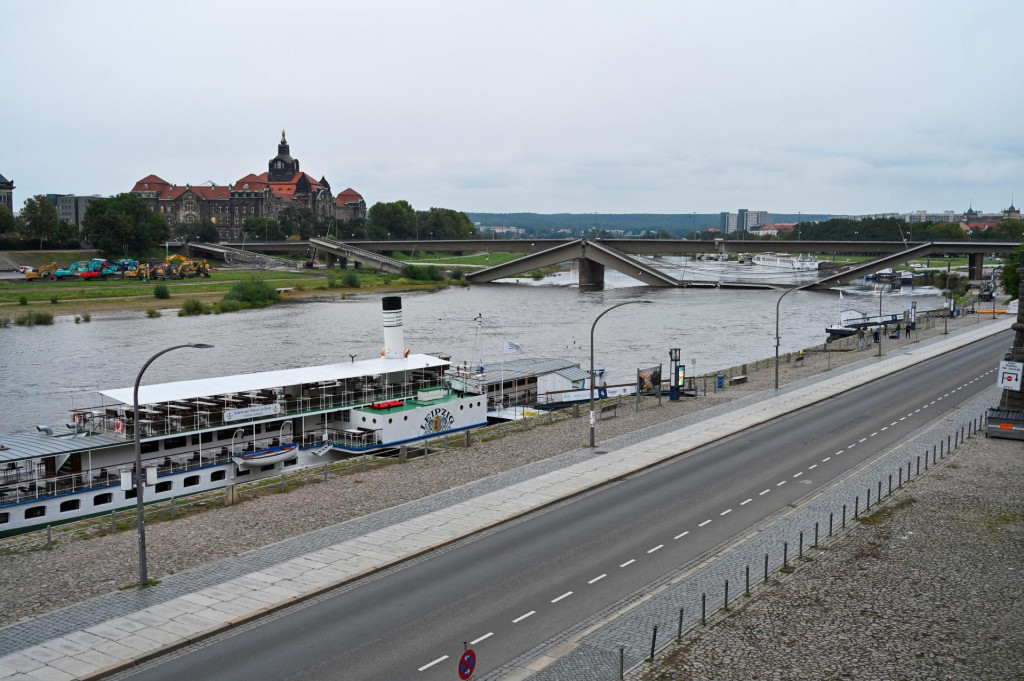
[728,375,748,386]
[599,403,618,419]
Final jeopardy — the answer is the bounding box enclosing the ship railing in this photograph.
[300,428,382,450]
[77,380,451,440]
[0,449,235,507]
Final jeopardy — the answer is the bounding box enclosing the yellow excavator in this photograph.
[124,263,151,281]
[166,254,211,278]
[25,262,57,281]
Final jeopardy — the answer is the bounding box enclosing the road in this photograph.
[119,332,1007,681]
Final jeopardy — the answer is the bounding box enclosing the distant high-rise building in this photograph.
[720,212,739,233]
[47,194,102,230]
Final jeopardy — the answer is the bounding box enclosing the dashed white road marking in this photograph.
[793,472,803,478]
[620,559,636,568]
[588,574,607,584]
[915,409,921,413]
[900,417,906,421]
[859,438,867,442]
[870,432,878,437]
[647,544,665,553]
[741,498,752,506]
[881,427,888,431]
[420,655,448,671]
[513,611,535,623]
[777,481,786,486]
[674,531,690,539]
[890,422,898,426]
[808,464,818,470]
[470,632,493,645]
[551,591,573,603]
[835,450,844,455]
[720,509,732,516]
[698,519,712,527]
[759,489,770,495]
[822,457,831,462]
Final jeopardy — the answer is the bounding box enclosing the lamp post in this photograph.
[134,343,213,587]
[774,287,799,390]
[589,301,650,447]
[878,285,884,357]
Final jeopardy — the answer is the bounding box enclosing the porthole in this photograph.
[155,481,172,493]
[211,470,226,481]
[0,512,8,524]
[388,418,393,424]
[372,418,377,424]
[404,415,408,421]
[362,416,366,422]
[460,405,464,410]
[60,499,81,512]
[25,506,46,519]
[93,493,113,506]
[183,475,200,488]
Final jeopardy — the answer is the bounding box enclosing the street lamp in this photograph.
[589,300,651,446]
[878,285,884,357]
[774,287,800,390]
[133,343,213,587]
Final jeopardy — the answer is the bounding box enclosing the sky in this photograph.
[3,0,1022,216]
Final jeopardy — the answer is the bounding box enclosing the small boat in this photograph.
[751,253,820,271]
[232,442,298,469]
[826,309,871,341]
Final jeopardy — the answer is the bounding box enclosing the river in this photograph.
[0,262,945,433]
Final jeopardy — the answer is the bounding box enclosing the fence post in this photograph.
[764,553,769,583]
[917,456,920,475]
[677,607,685,640]
[925,450,928,470]
[855,496,859,519]
[907,461,911,481]
[701,593,706,625]
[279,474,286,492]
[171,495,176,519]
[877,480,882,503]
[111,510,116,533]
[619,646,624,680]
[932,445,936,463]
[842,504,846,529]
[814,522,819,548]
[829,513,833,537]
[745,565,750,595]
[649,625,657,662]
[799,532,803,559]
[866,488,871,512]
[899,467,903,488]
[783,542,788,570]
[46,525,52,548]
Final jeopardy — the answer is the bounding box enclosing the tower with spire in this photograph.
[268,129,300,182]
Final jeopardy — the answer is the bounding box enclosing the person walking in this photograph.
[857,327,866,349]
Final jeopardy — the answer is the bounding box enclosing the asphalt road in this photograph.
[119,332,1008,681]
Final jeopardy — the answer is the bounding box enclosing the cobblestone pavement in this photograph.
[488,386,1014,681]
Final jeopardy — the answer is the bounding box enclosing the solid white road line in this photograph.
[470,633,493,645]
[698,519,712,527]
[513,611,535,623]
[551,591,573,603]
[620,559,636,567]
[419,655,448,671]
[588,574,607,584]
[740,498,752,506]
[674,531,690,539]
[647,544,664,553]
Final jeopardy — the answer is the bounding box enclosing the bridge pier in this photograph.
[325,252,336,269]
[578,258,605,290]
[968,253,984,280]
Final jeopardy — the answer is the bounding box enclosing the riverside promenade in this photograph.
[0,317,1013,681]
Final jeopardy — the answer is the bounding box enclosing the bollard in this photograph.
[961,425,964,442]
[323,464,329,482]
[829,513,833,537]
[899,467,903,488]
[933,444,936,463]
[866,489,871,512]
[702,593,706,625]
[814,522,819,548]
[677,607,684,640]
[842,504,846,529]
[745,565,750,595]
[46,525,52,548]
[764,553,769,583]
[464,430,471,447]
[855,496,859,519]
[620,646,625,680]
[907,461,911,480]
[925,450,928,470]
[783,541,788,570]
[724,580,729,610]
[799,532,803,559]
[917,456,920,476]
[947,435,950,451]
[878,480,882,503]
[650,625,657,662]
[464,641,468,651]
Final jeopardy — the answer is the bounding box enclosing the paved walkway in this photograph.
[0,319,1012,681]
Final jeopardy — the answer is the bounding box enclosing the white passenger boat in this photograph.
[751,253,820,271]
[0,297,487,537]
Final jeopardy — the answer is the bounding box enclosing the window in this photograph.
[210,470,226,481]
[236,468,251,477]
[155,481,172,493]
[183,475,200,488]
[0,512,9,524]
[60,499,81,512]
[125,489,137,500]
[141,441,160,454]
[283,458,297,467]
[165,436,187,450]
[260,464,275,472]
[25,506,46,519]
[94,493,113,506]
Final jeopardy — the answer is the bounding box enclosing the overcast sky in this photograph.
[3,1,1022,216]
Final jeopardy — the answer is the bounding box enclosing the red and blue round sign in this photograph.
[458,649,476,679]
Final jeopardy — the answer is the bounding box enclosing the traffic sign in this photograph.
[999,360,1022,391]
[458,649,476,679]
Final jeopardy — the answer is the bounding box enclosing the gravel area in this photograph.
[0,305,1007,627]
[638,431,1024,681]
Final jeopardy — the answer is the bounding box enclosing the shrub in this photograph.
[222,276,280,308]
[215,299,248,313]
[81,313,91,322]
[50,296,59,304]
[448,269,465,281]
[146,308,161,318]
[0,317,10,328]
[326,273,342,288]
[153,284,170,299]
[74,316,81,324]
[342,271,360,288]
[178,298,209,316]
[400,264,444,281]
[18,295,27,306]
[14,311,54,326]
[530,270,545,281]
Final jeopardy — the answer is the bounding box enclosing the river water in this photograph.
[0,260,945,433]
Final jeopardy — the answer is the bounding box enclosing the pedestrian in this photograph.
[857,327,865,349]
[873,327,880,345]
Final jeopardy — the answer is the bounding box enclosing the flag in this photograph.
[503,338,524,355]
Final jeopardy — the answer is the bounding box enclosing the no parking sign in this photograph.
[999,360,1022,391]
[458,648,476,679]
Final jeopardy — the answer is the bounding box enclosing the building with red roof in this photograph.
[131,132,366,239]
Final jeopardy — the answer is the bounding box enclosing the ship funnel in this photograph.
[381,296,407,359]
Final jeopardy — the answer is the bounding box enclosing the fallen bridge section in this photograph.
[807,242,936,290]
[310,237,405,274]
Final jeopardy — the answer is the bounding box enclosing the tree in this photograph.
[21,195,60,249]
[175,220,222,243]
[82,193,169,256]
[242,217,282,241]
[368,200,416,239]
[51,220,81,246]
[0,204,22,236]
[278,207,317,239]
[1001,246,1022,300]
[413,206,478,240]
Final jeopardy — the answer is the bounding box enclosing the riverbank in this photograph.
[637,430,1024,681]
[0,299,1007,628]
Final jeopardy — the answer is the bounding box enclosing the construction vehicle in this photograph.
[24,262,57,281]
[124,263,151,281]
[54,261,91,279]
[166,254,212,278]
[148,261,173,280]
[79,258,128,280]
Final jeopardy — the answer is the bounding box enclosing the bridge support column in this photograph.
[578,258,605,290]
[325,252,336,269]
[338,257,347,269]
[968,253,984,280]
[353,261,362,269]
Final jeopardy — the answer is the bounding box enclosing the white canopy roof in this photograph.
[99,354,448,406]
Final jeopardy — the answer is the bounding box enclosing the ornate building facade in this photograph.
[132,132,365,240]
[0,172,14,216]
